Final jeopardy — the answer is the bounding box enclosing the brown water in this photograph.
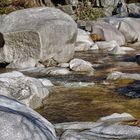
[1,44,140,124]
[37,45,140,124]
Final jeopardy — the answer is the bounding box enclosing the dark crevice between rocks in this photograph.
[116,80,140,98]
[51,0,66,6]
[0,62,9,68]
[0,33,5,48]
[0,33,8,68]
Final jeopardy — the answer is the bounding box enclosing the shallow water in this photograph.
[0,44,140,124]
[37,46,140,124]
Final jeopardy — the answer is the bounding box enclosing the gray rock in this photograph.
[58,63,70,68]
[118,18,140,43]
[0,71,53,109]
[6,57,37,69]
[0,15,6,25]
[69,58,95,76]
[98,113,135,123]
[108,45,132,55]
[20,67,71,76]
[95,0,128,16]
[105,17,140,43]
[128,3,140,17]
[107,71,140,81]
[75,29,93,51]
[59,81,95,88]
[0,95,56,140]
[96,0,125,8]
[55,122,101,131]
[90,43,99,50]
[97,40,120,50]
[96,40,130,55]
[57,113,140,140]
[82,124,140,139]
[91,21,125,46]
[0,7,77,68]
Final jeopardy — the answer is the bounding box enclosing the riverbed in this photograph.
[37,44,140,123]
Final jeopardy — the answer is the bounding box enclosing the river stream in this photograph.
[37,44,140,123]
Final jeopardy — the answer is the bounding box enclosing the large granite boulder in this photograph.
[0,71,53,109]
[0,7,77,68]
[105,17,140,43]
[0,95,56,140]
[91,21,125,46]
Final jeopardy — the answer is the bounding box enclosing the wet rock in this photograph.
[55,122,99,131]
[0,95,56,140]
[0,7,77,68]
[117,62,138,67]
[85,123,140,139]
[135,54,140,65]
[45,67,71,75]
[20,67,71,76]
[110,46,135,55]
[56,113,140,140]
[107,71,140,81]
[0,71,53,109]
[59,81,95,88]
[75,29,94,51]
[98,113,135,123]
[117,80,140,98]
[69,58,95,76]
[91,21,125,46]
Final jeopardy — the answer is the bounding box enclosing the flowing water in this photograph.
[37,44,140,124]
[1,44,140,124]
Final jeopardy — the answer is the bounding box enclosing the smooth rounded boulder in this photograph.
[69,58,95,76]
[91,21,125,46]
[0,95,56,140]
[105,17,140,43]
[0,7,77,68]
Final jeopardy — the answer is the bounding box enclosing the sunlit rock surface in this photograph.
[0,95,56,140]
[0,71,53,109]
[69,58,95,76]
[0,7,77,68]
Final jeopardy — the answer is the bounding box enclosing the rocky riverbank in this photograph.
[0,0,140,139]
